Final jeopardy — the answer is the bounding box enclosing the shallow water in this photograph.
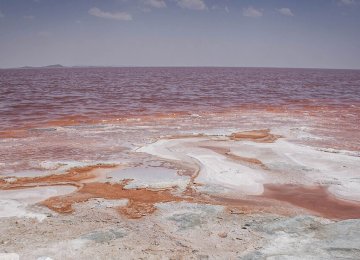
[106,167,189,190]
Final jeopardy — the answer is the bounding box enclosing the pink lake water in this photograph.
[1,67,359,131]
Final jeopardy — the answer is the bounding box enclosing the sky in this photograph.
[0,0,360,69]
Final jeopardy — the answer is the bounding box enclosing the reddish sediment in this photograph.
[2,104,359,153]
[229,129,281,143]
[165,134,206,140]
[262,184,360,220]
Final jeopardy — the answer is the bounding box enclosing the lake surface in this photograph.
[1,67,359,130]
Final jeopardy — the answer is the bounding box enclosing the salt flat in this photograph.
[0,111,359,259]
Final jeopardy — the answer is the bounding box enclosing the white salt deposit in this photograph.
[138,137,267,195]
[138,136,360,200]
[0,186,77,221]
[231,140,360,201]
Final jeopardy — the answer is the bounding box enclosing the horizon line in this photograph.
[1,65,360,71]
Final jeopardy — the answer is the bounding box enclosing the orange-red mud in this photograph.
[0,129,29,139]
[200,145,268,169]
[263,184,360,220]
[226,154,268,170]
[229,129,281,143]
[42,181,187,219]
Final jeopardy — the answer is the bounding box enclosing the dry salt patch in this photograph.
[2,169,53,178]
[0,186,76,221]
[0,253,20,260]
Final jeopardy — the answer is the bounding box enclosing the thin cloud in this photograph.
[176,0,207,11]
[338,0,356,5]
[88,7,132,21]
[0,10,4,18]
[144,0,166,8]
[243,6,263,18]
[211,4,229,13]
[277,8,294,17]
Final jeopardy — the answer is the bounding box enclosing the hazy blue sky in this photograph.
[0,0,359,68]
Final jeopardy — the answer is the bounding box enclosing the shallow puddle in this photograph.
[105,167,190,190]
